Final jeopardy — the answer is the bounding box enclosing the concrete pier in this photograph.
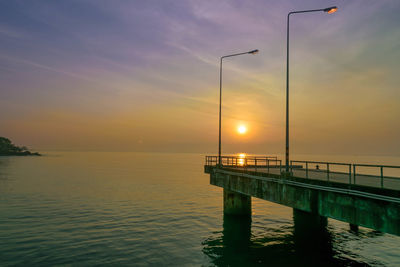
[206,166,400,236]
[223,189,251,216]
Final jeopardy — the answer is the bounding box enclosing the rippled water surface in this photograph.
[1,152,399,266]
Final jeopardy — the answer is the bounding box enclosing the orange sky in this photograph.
[1,1,399,156]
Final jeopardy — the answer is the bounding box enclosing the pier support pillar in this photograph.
[293,209,328,236]
[293,209,333,262]
[293,209,331,255]
[223,189,251,216]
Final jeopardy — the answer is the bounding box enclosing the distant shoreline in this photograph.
[0,137,41,157]
[0,151,41,156]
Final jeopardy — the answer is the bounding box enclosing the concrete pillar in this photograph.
[202,215,251,266]
[222,214,251,246]
[223,189,251,216]
[293,209,329,245]
[293,209,327,230]
[292,209,333,263]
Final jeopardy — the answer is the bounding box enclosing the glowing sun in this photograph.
[237,125,247,134]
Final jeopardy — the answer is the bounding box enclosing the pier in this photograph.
[204,155,400,236]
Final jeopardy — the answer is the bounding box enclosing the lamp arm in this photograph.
[288,8,325,16]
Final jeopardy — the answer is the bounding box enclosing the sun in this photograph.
[237,125,247,134]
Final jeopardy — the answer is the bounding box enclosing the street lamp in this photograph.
[284,6,338,174]
[218,49,259,167]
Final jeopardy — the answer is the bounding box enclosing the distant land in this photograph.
[0,137,41,156]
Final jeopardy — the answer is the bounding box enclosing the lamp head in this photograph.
[248,49,259,54]
[324,6,338,14]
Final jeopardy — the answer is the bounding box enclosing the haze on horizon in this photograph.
[1,0,399,156]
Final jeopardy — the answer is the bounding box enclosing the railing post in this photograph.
[353,165,356,185]
[306,162,308,178]
[380,166,384,188]
[255,158,257,172]
[348,164,351,185]
[327,163,330,181]
[267,159,270,173]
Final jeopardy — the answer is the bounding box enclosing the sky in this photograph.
[0,0,399,156]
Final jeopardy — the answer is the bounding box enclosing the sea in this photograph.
[1,152,400,266]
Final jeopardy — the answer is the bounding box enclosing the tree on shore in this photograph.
[0,137,40,156]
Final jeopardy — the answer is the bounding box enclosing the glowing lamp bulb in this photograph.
[324,6,338,14]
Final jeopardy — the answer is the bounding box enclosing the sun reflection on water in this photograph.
[238,153,246,166]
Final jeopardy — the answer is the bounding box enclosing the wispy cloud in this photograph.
[0,0,399,154]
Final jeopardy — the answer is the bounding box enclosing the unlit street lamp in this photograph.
[218,49,259,166]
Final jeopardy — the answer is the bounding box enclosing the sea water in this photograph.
[1,152,399,266]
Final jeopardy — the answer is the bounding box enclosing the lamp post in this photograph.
[218,49,259,167]
[284,6,338,174]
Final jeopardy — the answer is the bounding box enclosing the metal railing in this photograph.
[205,156,400,190]
[291,160,352,184]
[205,155,282,173]
[353,164,400,188]
[291,160,400,189]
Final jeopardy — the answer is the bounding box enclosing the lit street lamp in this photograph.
[284,6,338,174]
[218,49,259,167]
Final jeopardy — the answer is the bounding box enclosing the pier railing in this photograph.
[205,156,400,190]
[291,160,352,183]
[291,160,400,189]
[205,155,282,173]
[353,164,400,189]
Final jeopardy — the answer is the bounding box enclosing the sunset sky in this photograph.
[1,0,399,156]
